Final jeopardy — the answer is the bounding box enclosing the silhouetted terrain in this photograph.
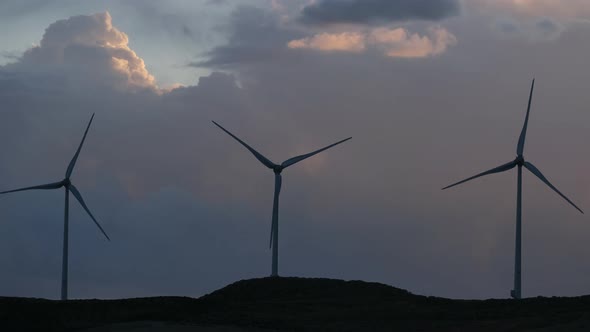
[1,277,590,331]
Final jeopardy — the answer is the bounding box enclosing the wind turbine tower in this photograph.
[442,80,583,299]
[1,114,110,300]
[213,121,351,277]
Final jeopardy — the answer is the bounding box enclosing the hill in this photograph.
[1,277,590,331]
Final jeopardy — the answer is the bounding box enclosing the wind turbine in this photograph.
[442,79,583,299]
[213,121,351,277]
[0,113,110,300]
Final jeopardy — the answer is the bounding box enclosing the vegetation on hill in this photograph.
[1,277,590,331]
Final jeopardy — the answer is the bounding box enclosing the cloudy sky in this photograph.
[1,0,590,300]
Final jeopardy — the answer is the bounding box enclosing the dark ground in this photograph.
[1,277,590,331]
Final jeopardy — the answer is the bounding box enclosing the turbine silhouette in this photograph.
[442,79,583,299]
[213,121,351,277]
[0,114,109,300]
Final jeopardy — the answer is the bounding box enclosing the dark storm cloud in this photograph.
[299,0,461,25]
[191,6,302,68]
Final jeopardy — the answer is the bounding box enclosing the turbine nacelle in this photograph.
[62,178,72,187]
[514,155,525,166]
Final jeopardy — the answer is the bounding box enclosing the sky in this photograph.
[1,0,590,300]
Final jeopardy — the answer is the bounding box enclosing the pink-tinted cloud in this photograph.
[370,27,457,58]
[288,27,456,58]
[288,32,366,52]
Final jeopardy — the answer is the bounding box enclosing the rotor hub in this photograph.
[273,165,283,174]
[63,178,71,187]
[515,155,525,166]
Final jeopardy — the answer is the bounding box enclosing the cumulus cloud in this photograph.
[11,12,158,92]
[300,0,461,25]
[288,27,457,58]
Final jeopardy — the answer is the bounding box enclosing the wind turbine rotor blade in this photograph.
[524,161,584,214]
[270,173,282,248]
[517,79,535,156]
[69,184,111,240]
[212,121,275,169]
[281,137,352,169]
[442,160,517,190]
[66,113,95,178]
[0,181,63,194]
